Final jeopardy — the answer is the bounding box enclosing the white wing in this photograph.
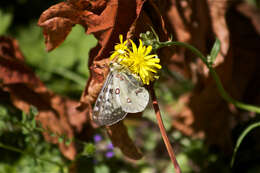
[113,71,149,113]
[92,71,127,126]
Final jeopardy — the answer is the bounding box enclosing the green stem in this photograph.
[35,65,86,87]
[159,41,208,65]
[159,41,260,114]
[54,67,86,87]
[230,121,260,167]
[209,69,260,113]
[0,142,25,153]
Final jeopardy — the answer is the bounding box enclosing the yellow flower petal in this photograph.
[119,34,123,43]
[144,55,157,60]
[144,46,152,56]
[138,39,143,53]
[130,40,137,54]
[145,66,157,73]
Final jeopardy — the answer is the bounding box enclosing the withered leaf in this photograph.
[38,2,80,51]
[106,122,143,160]
[0,36,87,160]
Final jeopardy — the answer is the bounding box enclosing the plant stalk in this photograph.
[150,87,181,173]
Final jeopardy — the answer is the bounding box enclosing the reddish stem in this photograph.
[149,87,181,173]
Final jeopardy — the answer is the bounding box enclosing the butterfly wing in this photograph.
[113,71,149,113]
[92,71,127,126]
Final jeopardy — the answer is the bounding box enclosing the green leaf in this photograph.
[58,137,64,143]
[94,164,109,173]
[22,127,29,135]
[59,166,65,173]
[65,138,72,146]
[0,10,13,35]
[208,38,220,65]
[31,119,36,129]
[231,121,260,167]
[22,112,27,123]
[0,105,8,118]
[81,143,96,157]
[50,133,56,137]
[29,106,38,117]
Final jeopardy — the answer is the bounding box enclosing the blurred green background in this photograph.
[0,0,260,173]
[0,0,97,99]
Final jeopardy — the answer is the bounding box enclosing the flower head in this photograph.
[93,134,102,143]
[105,151,114,158]
[110,35,161,85]
[120,39,161,85]
[110,34,128,61]
[106,143,114,150]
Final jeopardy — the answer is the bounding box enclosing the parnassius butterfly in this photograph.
[92,63,149,126]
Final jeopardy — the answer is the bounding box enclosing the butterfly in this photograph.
[92,63,149,126]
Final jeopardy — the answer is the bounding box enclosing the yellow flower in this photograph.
[120,39,161,85]
[110,34,128,61]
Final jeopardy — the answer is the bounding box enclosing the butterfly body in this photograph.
[92,63,149,126]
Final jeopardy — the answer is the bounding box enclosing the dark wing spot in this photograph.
[115,88,120,94]
[103,86,108,93]
[127,98,131,103]
[135,88,143,96]
[109,88,113,94]
[96,101,100,107]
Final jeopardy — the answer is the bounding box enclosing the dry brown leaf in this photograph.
[0,36,87,160]
[0,37,43,87]
[106,122,143,160]
[38,2,80,51]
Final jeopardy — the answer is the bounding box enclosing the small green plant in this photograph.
[0,104,67,173]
